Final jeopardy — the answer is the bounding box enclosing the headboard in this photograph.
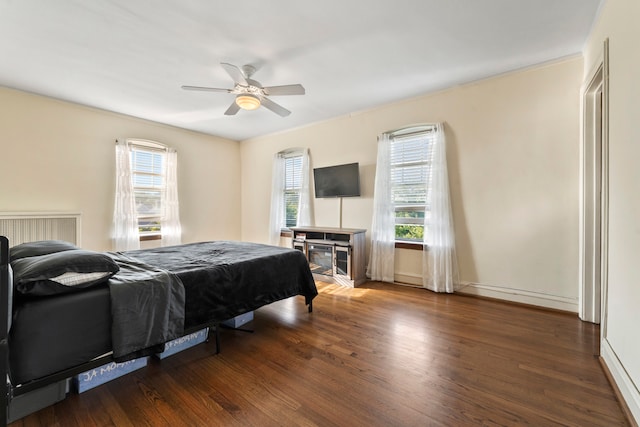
[1,236,11,423]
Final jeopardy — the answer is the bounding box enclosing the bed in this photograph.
[0,236,317,424]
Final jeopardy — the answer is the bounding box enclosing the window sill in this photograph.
[140,234,161,242]
[395,241,424,251]
[280,229,293,238]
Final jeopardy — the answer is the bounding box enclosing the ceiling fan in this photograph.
[181,63,305,117]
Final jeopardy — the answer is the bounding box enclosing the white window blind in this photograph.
[390,128,435,241]
[283,154,303,228]
[131,144,166,236]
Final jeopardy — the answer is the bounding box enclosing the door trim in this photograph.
[579,39,609,329]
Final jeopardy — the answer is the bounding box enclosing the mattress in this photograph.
[9,285,112,385]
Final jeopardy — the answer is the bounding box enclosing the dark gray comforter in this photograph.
[123,241,317,329]
[107,253,185,359]
[109,241,317,360]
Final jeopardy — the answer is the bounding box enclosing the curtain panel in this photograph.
[112,139,140,251]
[423,123,459,292]
[161,148,182,247]
[367,134,396,282]
[269,153,286,246]
[297,148,312,227]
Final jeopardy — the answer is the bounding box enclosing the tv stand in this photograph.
[291,226,366,287]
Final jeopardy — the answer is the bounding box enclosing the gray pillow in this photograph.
[12,249,120,296]
[10,240,78,263]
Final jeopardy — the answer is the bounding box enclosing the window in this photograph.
[130,142,166,238]
[282,154,303,228]
[269,148,310,245]
[114,139,181,250]
[390,127,435,242]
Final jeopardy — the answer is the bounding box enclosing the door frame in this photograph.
[579,40,609,335]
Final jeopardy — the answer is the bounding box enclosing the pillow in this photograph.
[10,240,78,263]
[11,249,120,296]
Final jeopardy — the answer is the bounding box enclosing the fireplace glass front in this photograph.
[307,243,333,276]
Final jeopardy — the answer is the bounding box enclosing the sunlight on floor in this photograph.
[316,281,433,362]
[316,281,371,298]
[390,315,431,348]
[383,323,437,411]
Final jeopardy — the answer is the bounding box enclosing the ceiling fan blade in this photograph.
[181,85,231,93]
[260,97,291,117]
[221,63,248,86]
[224,101,241,116]
[263,84,305,96]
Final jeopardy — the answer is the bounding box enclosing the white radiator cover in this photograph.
[0,212,82,247]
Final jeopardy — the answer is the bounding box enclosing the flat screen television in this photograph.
[313,162,361,198]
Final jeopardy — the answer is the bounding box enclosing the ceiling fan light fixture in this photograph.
[235,94,261,110]
[182,63,301,117]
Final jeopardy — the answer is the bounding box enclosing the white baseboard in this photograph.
[394,272,422,287]
[457,281,579,312]
[393,273,579,313]
[601,339,640,425]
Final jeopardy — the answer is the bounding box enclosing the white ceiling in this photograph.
[0,0,602,141]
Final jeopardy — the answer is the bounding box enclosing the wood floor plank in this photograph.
[9,281,630,426]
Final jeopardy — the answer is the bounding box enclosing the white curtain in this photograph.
[112,139,140,251]
[269,153,286,246]
[296,148,312,227]
[161,148,182,246]
[367,134,396,282]
[423,123,459,292]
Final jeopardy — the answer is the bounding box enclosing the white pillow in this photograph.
[51,271,113,287]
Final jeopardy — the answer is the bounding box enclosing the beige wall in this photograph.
[0,87,241,251]
[584,0,640,422]
[241,57,582,311]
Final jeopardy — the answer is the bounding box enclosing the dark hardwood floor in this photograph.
[11,282,629,426]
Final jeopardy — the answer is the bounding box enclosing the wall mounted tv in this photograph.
[313,162,361,198]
